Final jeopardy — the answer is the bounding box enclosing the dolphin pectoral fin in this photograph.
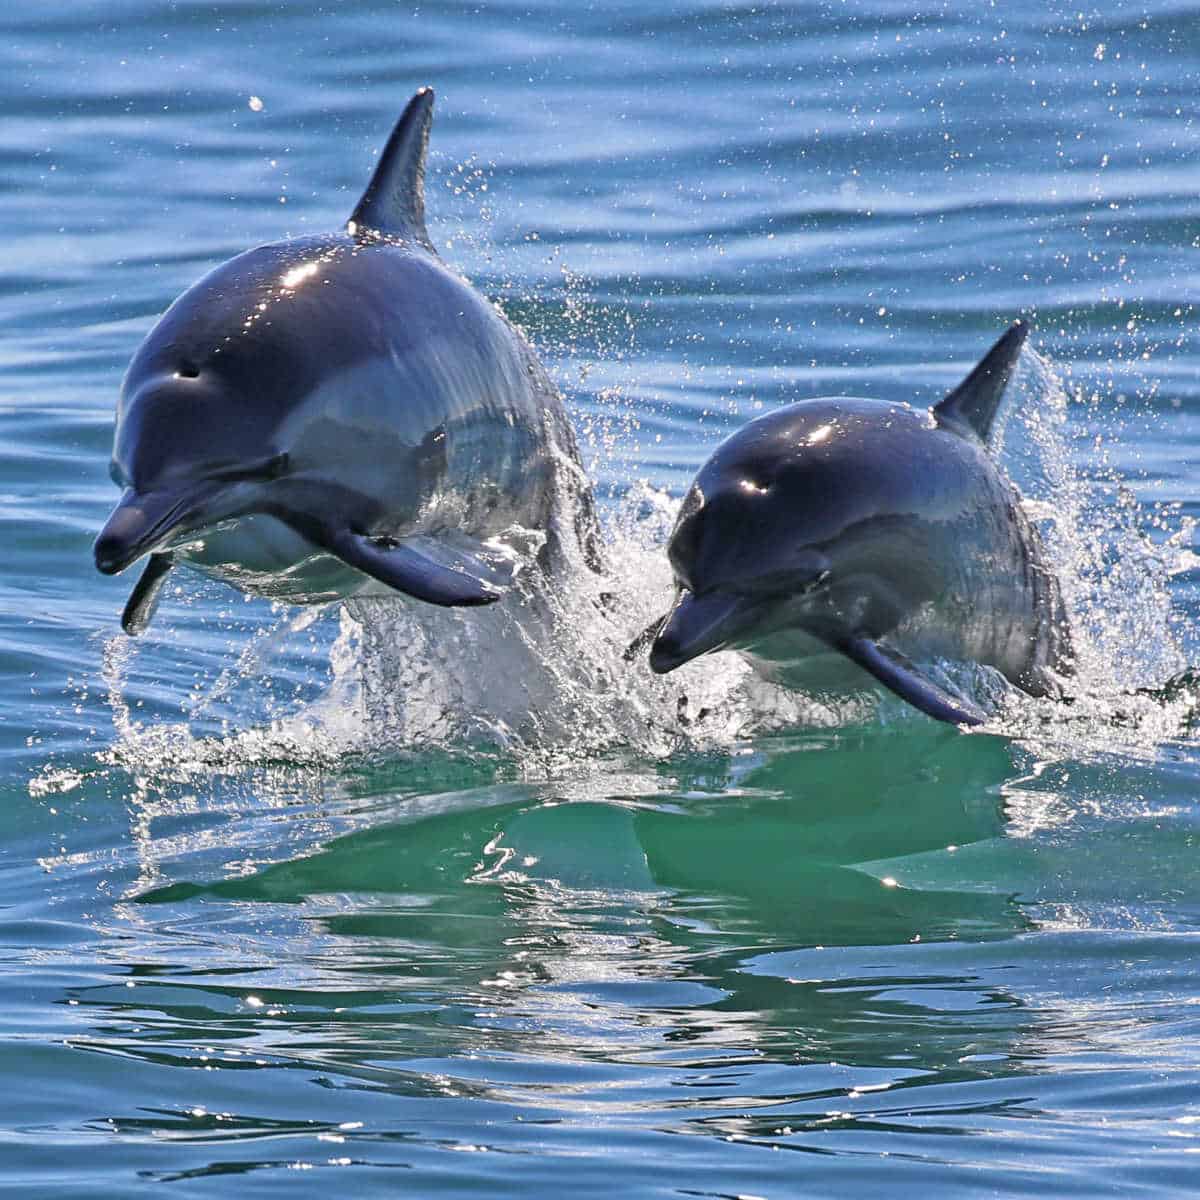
[121,552,175,636]
[324,529,503,607]
[933,321,1029,443]
[834,635,989,727]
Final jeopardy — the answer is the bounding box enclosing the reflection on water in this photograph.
[50,734,1030,1170]
[26,722,1200,1188]
[32,729,1195,1190]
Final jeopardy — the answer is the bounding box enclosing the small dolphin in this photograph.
[95,88,599,633]
[644,323,1071,726]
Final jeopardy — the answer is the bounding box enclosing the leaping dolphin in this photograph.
[94,88,600,633]
[643,323,1072,726]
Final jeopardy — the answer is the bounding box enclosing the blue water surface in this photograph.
[3,1,1200,1195]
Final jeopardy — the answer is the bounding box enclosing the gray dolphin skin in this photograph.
[646,323,1072,726]
[95,88,599,634]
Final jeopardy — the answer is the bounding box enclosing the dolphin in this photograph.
[643,322,1072,726]
[94,88,600,634]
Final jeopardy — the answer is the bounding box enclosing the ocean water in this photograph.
[4,1,1200,1194]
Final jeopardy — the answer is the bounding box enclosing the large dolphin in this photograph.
[94,88,599,633]
[643,323,1072,726]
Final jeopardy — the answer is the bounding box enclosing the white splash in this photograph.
[990,346,1196,755]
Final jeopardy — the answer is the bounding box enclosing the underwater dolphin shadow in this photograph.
[131,727,1027,949]
[86,729,1035,1100]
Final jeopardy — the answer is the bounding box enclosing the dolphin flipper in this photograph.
[934,321,1028,443]
[349,88,435,250]
[323,529,502,607]
[121,552,175,636]
[834,635,988,727]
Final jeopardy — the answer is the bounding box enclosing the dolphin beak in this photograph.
[649,589,765,674]
[94,487,203,575]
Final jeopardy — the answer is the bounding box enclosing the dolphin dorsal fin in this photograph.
[933,321,1028,442]
[348,87,436,251]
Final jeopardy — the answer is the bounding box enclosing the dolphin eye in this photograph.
[174,362,200,380]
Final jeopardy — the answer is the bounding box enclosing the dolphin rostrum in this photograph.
[644,322,1072,726]
[95,88,600,634]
